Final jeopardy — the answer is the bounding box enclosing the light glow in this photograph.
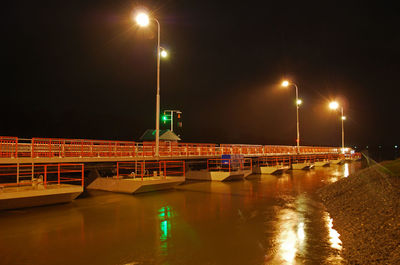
[326,214,342,250]
[329,101,339,110]
[160,50,168,58]
[281,80,290,87]
[296,99,302,105]
[341,116,346,120]
[135,12,150,27]
[344,163,349,177]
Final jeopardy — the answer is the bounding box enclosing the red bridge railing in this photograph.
[0,163,84,188]
[31,138,136,158]
[0,136,346,159]
[257,156,291,167]
[116,160,185,180]
[207,158,252,172]
[0,136,18,158]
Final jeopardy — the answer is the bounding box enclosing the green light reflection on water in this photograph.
[158,206,174,256]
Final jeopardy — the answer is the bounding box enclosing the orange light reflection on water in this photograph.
[325,213,342,250]
[268,195,307,264]
[344,163,349,178]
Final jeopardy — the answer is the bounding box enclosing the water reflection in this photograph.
[158,206,174,256]
[0,163,363,265]
[267,195,308,264]
[344,163,349,178]
[324,212,342,250]
[327,162,353,183]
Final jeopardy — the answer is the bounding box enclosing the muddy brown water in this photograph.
[0,162,361,265]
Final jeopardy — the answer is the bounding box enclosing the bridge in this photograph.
[0,136,344,164]
[0,135,360,210]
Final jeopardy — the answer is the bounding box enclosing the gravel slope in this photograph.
[317,159,400,264]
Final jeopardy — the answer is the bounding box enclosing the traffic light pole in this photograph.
[170,112,173,131]
[163,110,182,132]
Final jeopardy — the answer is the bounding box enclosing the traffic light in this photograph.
[162,115,167,124]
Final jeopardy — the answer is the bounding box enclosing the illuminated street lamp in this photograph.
[160,49,168,58]
[135,13,150,26]
[281,80,302,151]
[329,101,346,153]
[134,11,167,157]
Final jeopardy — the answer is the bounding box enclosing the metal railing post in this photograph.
[90,141,94,157]
[44,165,47,188]
[164,161,166,179]
[31,163,34,182]
[16,163,19,184]
[81,164,85,187]
[141,162,144,181]
[31,139,35,158]
[49,139,52,157]
[15,138,19,158]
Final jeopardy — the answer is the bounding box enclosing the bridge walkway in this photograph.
[0,136,342,164]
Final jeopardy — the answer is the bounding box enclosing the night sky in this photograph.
[2,1,399,148]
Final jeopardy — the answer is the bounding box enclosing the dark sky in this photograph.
[1,0,399,148]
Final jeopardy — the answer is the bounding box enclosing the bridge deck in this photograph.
[0,136,346,164]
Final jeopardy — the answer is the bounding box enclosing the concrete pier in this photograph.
[330,159,344,165]
[292,162,314,170]
[314,160,330,167]
[186,170,244,181]
[252,165,290,174]
[87,176,185,194]
[0,184,83,210]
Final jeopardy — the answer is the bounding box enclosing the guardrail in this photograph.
[313,154,331,162]
[0,163,84,188]
[291,155,316,164]
[257,156,291,167]
[116,161,185,180]
[0,136,18,158]
[207,158,252,172]
[345,152,362,160]
[0,136,345,159]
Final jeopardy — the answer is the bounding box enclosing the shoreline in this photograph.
[317,159,400,264]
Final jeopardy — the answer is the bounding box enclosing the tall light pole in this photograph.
[329,101,346,153]
[281,80,302,152]
[135,12,167,157]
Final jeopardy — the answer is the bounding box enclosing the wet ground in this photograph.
[0,162,361,265]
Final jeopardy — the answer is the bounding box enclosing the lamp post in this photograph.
[329,101,346,153]
[135,12,167,157]
[281,80,302,152]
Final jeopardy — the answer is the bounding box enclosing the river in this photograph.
[0,162,362,265]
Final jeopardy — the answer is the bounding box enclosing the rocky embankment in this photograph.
[318,159,400,264]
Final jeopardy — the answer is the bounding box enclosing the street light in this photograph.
[160,49,168,58]
[134,11,165,157]
[329,101,346,153]
[281,80,301,151]
[135,13,150,26]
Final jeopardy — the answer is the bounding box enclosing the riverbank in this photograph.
[318,159,400,264]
